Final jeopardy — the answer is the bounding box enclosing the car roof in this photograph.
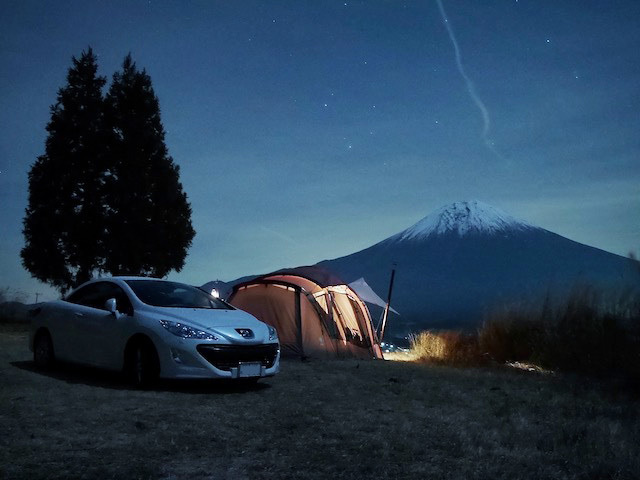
[71,276,175,292]
[109,276,165,281]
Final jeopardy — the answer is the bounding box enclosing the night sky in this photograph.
[1,1,639,301]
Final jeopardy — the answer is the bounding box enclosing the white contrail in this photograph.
[436,0,503,159]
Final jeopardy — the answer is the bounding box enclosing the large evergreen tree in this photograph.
[21,48,107,291]
[102,54,195,277]
[22,51,195,292]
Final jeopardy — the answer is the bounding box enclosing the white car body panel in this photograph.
[29,277,281,380]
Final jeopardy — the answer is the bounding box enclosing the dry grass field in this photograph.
[1,322,639,480]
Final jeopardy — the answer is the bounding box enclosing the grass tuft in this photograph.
[409,330,482,366]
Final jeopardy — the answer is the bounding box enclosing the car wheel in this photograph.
[33,330,55,369]
[127,339,160,388]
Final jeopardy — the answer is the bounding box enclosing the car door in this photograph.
[41,298,85,363]
[65,281,133,368]
[62,283,106,363]
[86,282,134,368]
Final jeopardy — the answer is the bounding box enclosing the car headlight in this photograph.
[159,320,218,340]
[268,325,278,341]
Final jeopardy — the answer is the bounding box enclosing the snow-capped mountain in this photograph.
[390,200,535,241]
[318,201,639,340]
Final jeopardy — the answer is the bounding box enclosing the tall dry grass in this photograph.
[411,286,640,379]
[409,330,482,366]
[480,287,640,377]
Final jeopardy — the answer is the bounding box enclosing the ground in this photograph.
[1,323,639,479]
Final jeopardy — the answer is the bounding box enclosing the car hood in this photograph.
[145,307,266,331]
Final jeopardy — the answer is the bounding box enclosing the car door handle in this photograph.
[74,312,85,317]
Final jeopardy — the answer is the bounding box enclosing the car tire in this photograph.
[126,339,160,388]
[33,330,55,369]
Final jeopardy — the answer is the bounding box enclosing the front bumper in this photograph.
[157,338,280,379]
[196,344,279,371]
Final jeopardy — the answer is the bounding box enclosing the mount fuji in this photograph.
[317,201,639,339]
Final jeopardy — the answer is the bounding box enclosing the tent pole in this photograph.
[375,310,384,336]
[294,286,305,360]
[379,266,396,342]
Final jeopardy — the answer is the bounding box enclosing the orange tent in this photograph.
[229,267,383,359]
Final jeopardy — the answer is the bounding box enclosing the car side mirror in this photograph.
[105,298,119,316]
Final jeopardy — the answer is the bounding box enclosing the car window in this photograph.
[125,279,233,310]
[66,281,133,315]
[66,283,104,309]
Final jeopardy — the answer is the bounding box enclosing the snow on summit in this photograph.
[397,200,535,240]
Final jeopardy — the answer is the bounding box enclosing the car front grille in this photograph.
[196,344,279,371]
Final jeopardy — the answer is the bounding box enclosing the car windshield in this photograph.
[125,280,233,310]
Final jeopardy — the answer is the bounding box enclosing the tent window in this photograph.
[347,297,371,348]
[331,295,364,347]
[307,292,340,339]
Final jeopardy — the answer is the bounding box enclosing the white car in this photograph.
[29,277,280,385]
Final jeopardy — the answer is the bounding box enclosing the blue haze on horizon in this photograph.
[1,0,638,301]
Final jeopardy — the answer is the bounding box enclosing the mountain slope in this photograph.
[318,201,639,338]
